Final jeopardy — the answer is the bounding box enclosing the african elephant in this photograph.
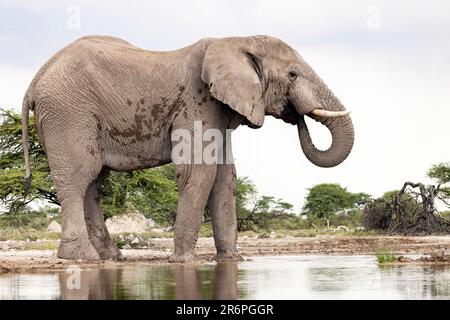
[22,35,354,262]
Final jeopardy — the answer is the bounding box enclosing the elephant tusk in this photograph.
[310,109,351,118]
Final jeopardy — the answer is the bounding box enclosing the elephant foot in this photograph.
[57,236,100,261]
[213,251,244,262]
[91,238,122,260]
[168,252,195,263]
[97,244,122,260]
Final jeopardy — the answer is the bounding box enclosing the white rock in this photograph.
[105,205,157,234]
[131,237,141,245]
[336,225,349,232]
[146,218,156,228]
[47,221,62,233]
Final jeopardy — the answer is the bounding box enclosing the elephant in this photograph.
[21,35,354,262]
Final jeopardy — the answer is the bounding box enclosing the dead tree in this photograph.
[390,182,450,235]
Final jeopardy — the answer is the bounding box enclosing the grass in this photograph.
[0,228,60,241]
[199,223,214,237]
[239,228,382,239]
[375,249,398,264]
[22,241,59,250]
[0,211,61,241]
[115,238,127,249]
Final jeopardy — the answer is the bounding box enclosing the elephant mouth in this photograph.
[280,102,300,125]
[281,102,350,125]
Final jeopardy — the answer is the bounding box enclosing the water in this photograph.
[0,255,449,300]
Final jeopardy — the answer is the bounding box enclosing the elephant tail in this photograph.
[22,89,34,194]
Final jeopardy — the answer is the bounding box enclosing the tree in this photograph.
[353,192,372,207]
[235,176,257,219]
[428,162,450,184]
[303,183,362,218]
[427,162,450,208]
[273,200,294,215]
[363,162,450,234]
[131,165,177,225]
[235,177,294,231]
[0,109,56,212]
[390,181,449,234]
[363,189,421,231]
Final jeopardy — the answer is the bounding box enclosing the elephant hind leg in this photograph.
[42,124,103,260]
[84,168,121,260]
[57,194,101,261]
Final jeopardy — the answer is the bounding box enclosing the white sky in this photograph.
[1,0,449,211]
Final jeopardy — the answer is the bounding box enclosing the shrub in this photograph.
[375,249,398,264]
[363,199,392,230]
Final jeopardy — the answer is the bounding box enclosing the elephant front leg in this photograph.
[169,164,217,263]
[208,164,243,262]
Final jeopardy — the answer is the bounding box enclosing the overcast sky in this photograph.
[1,0,449,211]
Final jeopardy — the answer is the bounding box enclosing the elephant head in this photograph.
[201,35,354,167]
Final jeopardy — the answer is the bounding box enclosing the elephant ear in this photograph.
[201,37,265,128]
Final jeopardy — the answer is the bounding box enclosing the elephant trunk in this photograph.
[297,114,354,168]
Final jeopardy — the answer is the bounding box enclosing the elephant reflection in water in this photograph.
[173,262,238,300]
[57,262,239,300]
[379,265,450,299]
[58,268,122,300]
[212,262,239,300]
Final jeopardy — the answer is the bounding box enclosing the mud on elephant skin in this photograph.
[22,35,354,262]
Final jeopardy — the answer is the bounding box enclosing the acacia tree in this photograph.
[389,181,450,234]
[428,162,450,207]
[101,167,178,225]
[236,177,294,231]
[303,183,369,218]
[0,109,56,212]
[362,190,420,231]
[364,163,450,234]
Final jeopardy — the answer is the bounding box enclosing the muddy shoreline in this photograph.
[1,235,449,272]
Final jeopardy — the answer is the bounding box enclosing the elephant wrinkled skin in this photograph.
[22,35,354,261]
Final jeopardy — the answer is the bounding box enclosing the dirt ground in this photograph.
[1,235,449,272]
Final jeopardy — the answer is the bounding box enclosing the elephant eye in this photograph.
[288,71,298,82]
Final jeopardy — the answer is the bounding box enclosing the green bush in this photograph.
[328,209,363,228]
[265,214,309,230]
[375,250,398,264]
[0,210,54,229]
